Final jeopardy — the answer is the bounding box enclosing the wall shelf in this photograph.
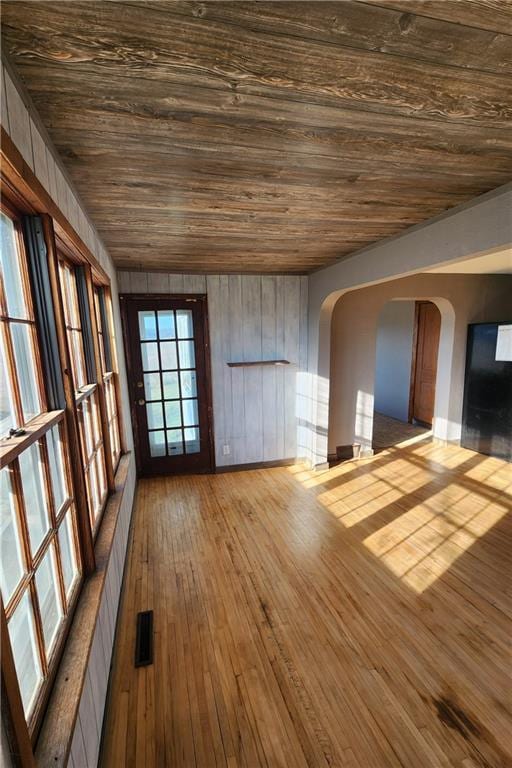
[227,359,290,368]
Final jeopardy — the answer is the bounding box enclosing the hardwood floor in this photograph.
[372,412,431,452]
[101,440,512,767]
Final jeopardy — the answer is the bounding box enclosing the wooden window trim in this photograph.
[34,454,133,768]
[0,409,64,468]
[0,206,47,430]
[2,416,84,744]
[1,128,132,765]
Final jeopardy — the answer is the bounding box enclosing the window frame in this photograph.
[94,285,122,472]
[0,194,123,754]
[0,202,47,435]
[57,254,112,535]
[1,412,83,734]
[0,206,84,739]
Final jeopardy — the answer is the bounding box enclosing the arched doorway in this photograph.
[372,300,441,452]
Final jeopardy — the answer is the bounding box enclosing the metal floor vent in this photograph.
[135,610,154,667]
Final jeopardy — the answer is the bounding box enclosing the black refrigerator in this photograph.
[461,322,512,461]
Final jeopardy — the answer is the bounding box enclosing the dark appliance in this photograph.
[461,322,512,461]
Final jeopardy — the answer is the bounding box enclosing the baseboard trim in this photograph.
[215,458,296,473]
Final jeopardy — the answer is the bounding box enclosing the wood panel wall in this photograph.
[117,271,309,466]
[1,57,137,767]
[68,463,136,768]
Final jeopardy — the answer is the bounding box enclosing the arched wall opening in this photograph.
[328,287,456,459]
[372,299,448,452]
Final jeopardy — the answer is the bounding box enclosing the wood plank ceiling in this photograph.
[2,1,512,274]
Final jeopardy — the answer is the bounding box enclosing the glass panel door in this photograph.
[123,296,212,475]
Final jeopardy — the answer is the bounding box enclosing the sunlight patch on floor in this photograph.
[363,487,509,592]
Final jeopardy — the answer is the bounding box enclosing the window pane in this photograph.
[176,310,193,339]
[162,371,179,399]
[165,401,182,428]
[160,341,177,370]
[71,330,86,390]
[0,213,29,319]
[47,424,68,513]
[35,546,63,655]
[8,591,43,717]
[149,430,166,457]
[141,342,159,371]
[144,373,161,401]
[79,399,94,458]
[157,310,175,340]
[11,323,41,423]
[138,311,157,341]
[167,429,183,455]
[146,401,164,430]
[180,370,197,398]
[0,468,25,604]
[178,340,195,369]
[91,391,102,444]
[182,398,198,427]
[19,443,50,555]
[184,427,201,454]
[0,327,17,436]
[58,511,79,598]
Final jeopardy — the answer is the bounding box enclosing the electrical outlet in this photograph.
[223,444,230,456]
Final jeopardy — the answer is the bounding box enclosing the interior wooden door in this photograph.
[121,294,213,476]
[410,301,441,427]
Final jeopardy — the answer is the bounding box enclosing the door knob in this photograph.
[137,399,145,406]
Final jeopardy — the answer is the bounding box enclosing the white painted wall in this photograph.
[117,271,309,466]
[328,273,512,456]
[374,301,415,422]
[304,183,512,466]
[1,57,136,767]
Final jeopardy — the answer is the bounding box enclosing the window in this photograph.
[0,212,45,436]
[58,259,108,532]
[58,260,87,391]
[1,421,81,721]
[94,287,121,471]
[0,209,82,729]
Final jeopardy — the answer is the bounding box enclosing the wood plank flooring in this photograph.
[372,412,431,453]
[100,440,512,767]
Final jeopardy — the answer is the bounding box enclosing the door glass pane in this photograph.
[176,310,193,339]
[180,370,197,398]
[58,511,79,598]
[0,328,18,436]
[0,468,25,604]
[160,341,178,369]
[178,340,195,369]
[35,545,63,655]
[141,342,159,371]
[138,311,157,340]
[149,430,166,457]
[157,310,175,340]
[47,424,67,513]
[184,427,200,454]
[11,323,41,423]
[0,213,29,319]
[167,429,183,455]
[165,401,182,428]
[8,590,43,717]
[144,373,161,401]
[19,443,50,554]
[162,371,179,399]
[182,398,198,427]
[146,402,164,430]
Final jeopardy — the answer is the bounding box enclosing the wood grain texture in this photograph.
[2,1,512,273]
[100,438,512,767]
